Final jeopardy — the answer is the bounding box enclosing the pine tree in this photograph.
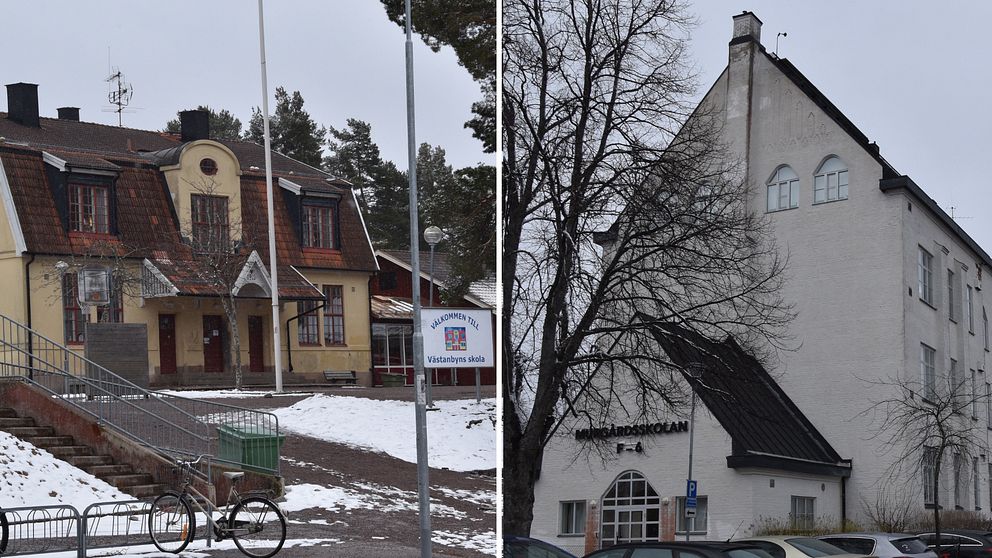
[325,119,384,213]
[246,87,326,168]
[164,106,243,140]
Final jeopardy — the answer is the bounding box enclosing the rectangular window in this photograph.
[675,496,707,534]
[949,270,956,320]
[950,359,960,402]
[954,453,963,508]
[975,457,981,510]
[767,181,798,211]
[302,203,337,249]
[984,307,989,350]
[790,496,815,530]
[921,344,936,400]
[559,501,586,535]
[191,194,229,250]
[968,285,975,332]
[69,182,110,234]
[297,300,320,345]
[919,248,933,305]
[62,273,86,344]
[973,370,979,418]
[322,285,345,345]
[95,289,123,323]
[923,446,937,505]
[987,382,992,428]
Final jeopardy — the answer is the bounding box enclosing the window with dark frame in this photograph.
[918,247,934,305]
[297,300,320,345]
[191,194,229,250]
[559,501,586,536]
[62,273,86,344]
[949,269,956,320]
[69,182,110,234]
[924,446,937,505]
[921,344,936,400]
[323,285,345,346]
[96,289,124,323]
[954,453,963,508]
[975,457,981,510]
[302,203,337,249]
[790,496,815,530]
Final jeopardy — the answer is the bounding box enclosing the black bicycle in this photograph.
[148,455,286,557]
[0,509,7,554]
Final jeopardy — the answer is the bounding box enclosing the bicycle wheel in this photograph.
[229,496,286,558]
[148,491,195,554]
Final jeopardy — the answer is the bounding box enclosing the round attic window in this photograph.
[199,158,218,176]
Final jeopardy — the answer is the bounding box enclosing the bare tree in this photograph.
[861,367,988,553]
[502,0,792,534]
[43,239,146,325]
[180,177,256,390]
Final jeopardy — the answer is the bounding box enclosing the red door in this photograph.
[202,315,224,373]
[248,316,264,373]
[159,314,176,374]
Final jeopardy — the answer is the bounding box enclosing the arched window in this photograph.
[814,156,848,203]
[600,471,660,548]
[767,166,799,212]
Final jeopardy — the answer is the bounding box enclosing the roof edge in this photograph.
[727,452,852,478]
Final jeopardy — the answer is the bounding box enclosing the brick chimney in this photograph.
[6,83,40,127]
[57,107,80,121]
[179,109,210,142]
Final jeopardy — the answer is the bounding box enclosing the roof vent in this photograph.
[5,83,40,128]
[57,107,80,121]
[179,109,210,142]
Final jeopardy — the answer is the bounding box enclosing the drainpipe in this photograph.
[367,277,375,385]
[284,300,326,373]
[24,254,35,379]
[840,458,851,525]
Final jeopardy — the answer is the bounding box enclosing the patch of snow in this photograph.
[155,388,306,399]
[272,395,496,471]
[433,529,498,555]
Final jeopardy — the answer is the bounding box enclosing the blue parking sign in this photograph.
[686,480,698,515]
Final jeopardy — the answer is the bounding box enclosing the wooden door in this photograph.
[158,314,176,374]
[248,316,264,373]
[202,315,224,373]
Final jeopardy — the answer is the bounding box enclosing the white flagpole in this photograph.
[257,0,283,393]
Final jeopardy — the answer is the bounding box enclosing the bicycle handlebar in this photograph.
[177,454,212,468]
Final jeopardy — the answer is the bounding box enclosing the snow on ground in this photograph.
[434,530,499,556]
[155,388,308,399]
[0,431,130,510]
[272,394,496,472]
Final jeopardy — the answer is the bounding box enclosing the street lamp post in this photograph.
[685,364,703,542]
[423,225,443,408]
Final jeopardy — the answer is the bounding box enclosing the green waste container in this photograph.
[217,424,285,472]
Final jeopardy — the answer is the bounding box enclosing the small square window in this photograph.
[559,500,586,535]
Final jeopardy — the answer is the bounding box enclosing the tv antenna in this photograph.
[105,68,134,127]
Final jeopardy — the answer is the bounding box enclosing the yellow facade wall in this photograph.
[160,141,244,240]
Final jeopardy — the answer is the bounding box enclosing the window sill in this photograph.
[675,532,708,536]
[924,503,942,510]
[302,247,341,254]
[812,197,849,206]
[556,534,585,538]
[765,206,798,214]
[950,318,958,324]
[298,342,322,347]
[920,299,937,311]
[324,342,348,348]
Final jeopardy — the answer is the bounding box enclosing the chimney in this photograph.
[731,11,762,45]
[6,83,40,127]
[57,107,80,121]
[179,109,210,142]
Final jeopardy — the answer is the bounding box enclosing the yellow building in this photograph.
[0,85,378,387]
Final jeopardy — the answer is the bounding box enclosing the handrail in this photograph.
[0,314,281,474]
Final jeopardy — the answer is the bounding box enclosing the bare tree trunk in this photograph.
[222,298,243,390]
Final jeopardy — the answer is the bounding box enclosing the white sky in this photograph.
[0,1,487,170]
[690,2,992,251]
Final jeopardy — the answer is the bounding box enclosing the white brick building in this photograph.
[530,11,992,556]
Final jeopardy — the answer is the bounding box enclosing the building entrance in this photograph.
[600,471,661,548]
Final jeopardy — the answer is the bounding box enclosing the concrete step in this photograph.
[125,484,169,499]
[0,426,54,437]
[84,464,134,476]
[0,408,17,418]
[64,455,113,467]
[25,436,76,448]
[47,445,93,458]
[0,417,34,427]
[104,474,154,489]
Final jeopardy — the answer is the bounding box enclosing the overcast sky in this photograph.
[689,2,992,251]
[0,1,486,170]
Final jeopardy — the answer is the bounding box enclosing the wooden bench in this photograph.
[323,370,358,385]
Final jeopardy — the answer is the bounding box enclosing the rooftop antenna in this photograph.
[105,67,133,127]
[775,32,787,56]
[949,206,973,221]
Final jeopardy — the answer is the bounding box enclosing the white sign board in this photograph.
[421,308,494,368]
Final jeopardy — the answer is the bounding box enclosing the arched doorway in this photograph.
[600,471,661,548]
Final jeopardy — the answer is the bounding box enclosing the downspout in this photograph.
[24,254,35,379]
[840,458,851,525]
[284,300,326,372]
[367,276,375,385]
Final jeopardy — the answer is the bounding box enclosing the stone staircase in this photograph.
[0,407,167,499]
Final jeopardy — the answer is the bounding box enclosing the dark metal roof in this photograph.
[646,319,850,477]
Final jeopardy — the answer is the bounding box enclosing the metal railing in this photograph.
[0,505,81,556]
[0,314,281,474]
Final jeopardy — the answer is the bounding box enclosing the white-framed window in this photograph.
[972,370,979,418]
[954,453,963,508]
[987,383,992,428]
[559,500,586,535]
[968,285,975,333]
[950,359,960,402]
[974,457,981,510]
[923,446,937,505]
[984,307,989,350]
[813,156,848,203]
[790,496,815,530]
[675,496,708,534]
[918,247,934,305]
[949,270,956,321]
[921,344,936,400]
[601,471,661,547]
[767,166,799,212]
